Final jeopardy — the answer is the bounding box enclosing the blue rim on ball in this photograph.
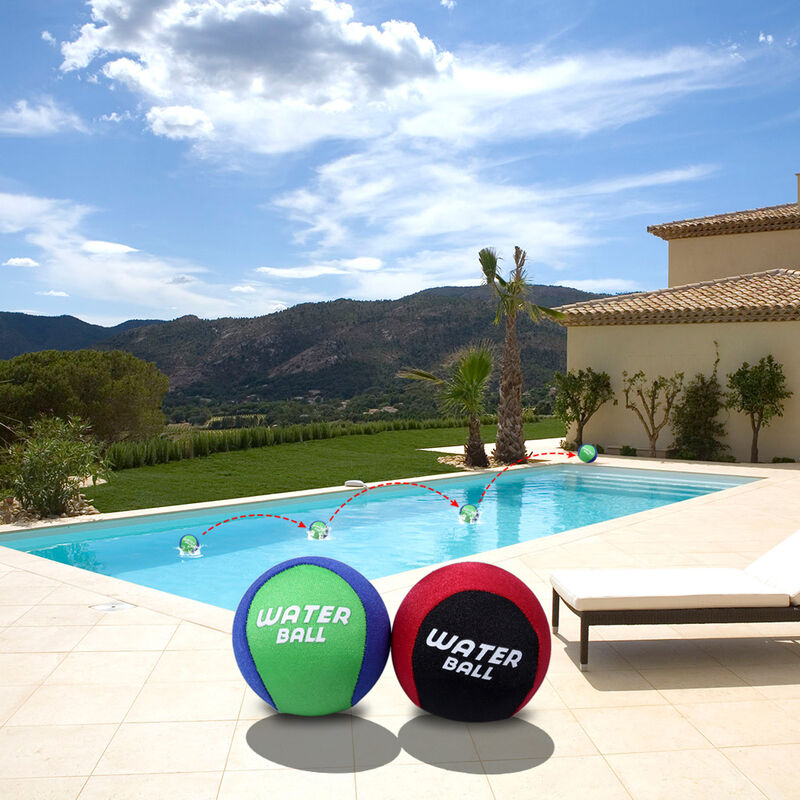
[578,444,598,463]
[232,556,390,716]
[179,533,199,554]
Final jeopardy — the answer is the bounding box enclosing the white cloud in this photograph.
[60,0,736,156]
[231,284,256,293]
[554,278,641,293]
[41,31,56,46]
[759,32,774,45]
[441,0,456,9]
[36,290,70,297]
[256,257,383,279]
[0,98,86,136]
[2,257,39,267]
[99,110,135,123]
[257,265,348,279]
[81,240,139,254]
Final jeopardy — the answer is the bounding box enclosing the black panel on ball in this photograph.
[411,590,539,722]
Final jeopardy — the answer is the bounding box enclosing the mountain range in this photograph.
[1,284,601,419]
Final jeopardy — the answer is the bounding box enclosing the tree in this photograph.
[5,416,108,517]
[0,350,169,443]
[552,368,615,448]
[398,345,494,467]
[479,246,562,463]
[622,370,684,458]
[669,351,728,461]
[726,355,792,463]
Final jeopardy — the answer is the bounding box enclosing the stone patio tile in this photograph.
[572,705,712,754]
[44,651,160,686]
[487,755,630,799]
[226,716,354,771]
[724,743,800,800]
[0,570,61,588]
[639,665,764,704]
[148,648,241,683]
[548,640,634,673]
[675,700,800,747]
[605,639,724,670]
[0,685,36,724]
[218,769,356,800]
[355,763,494,799]
[126,680,244,722]
[8,682,141,726]
[0,604,32,625]
[0,586,56,605]
[93,607,179,626]
[607,749,766,800]
[0,625,92,653]
[78,772,222,800]
[16,604,105,626]
[547,669,666,708]
[729,663,800,698]
[0,777,86,800]
[40,586,118,605]
[73,624,177,652]
[0,723,116,778]
[0,652,66,685]
[494,708,598,758]
[166,621,232,650]
[94,720,236,775]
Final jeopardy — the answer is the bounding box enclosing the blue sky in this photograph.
[1,0,799,325]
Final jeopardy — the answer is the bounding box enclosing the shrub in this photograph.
[727,355,792,463]
[552,368,615,448]
[669,354,728,462]
[620,445,637,457]
[772,457,796,463]
[5,416,108,516]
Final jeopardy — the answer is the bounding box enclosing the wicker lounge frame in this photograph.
[552,588,800,670]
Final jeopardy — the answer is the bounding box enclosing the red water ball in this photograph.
[391,562,551,722]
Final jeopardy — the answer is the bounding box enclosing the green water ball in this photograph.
[232,557,391,716]
[578,444,598,463]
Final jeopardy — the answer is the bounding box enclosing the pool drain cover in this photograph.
[90,601,136,612]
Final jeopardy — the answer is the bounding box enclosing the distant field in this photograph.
[90,419,564,512]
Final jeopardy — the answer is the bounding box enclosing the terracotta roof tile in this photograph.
[555,268,800,326]
[648,203,800,240]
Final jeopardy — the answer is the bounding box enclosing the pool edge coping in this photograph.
[0,455,787,634]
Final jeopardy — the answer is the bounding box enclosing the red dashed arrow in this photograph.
[328,481,460,524]
[200,513,306,536]
[477,449,576,506]
[200,448,577,537]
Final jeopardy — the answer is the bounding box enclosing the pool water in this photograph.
[1,465,755,610]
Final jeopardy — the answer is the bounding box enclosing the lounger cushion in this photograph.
[550,568,790,612]
[745,529,800,604]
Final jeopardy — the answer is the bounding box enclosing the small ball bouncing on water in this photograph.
[578,444,598,463]
[232,556,391,716]
[308,520,330,540]
[459,503,479,524]
[178,533,200,556]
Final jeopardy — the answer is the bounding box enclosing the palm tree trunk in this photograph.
[465,414,489,467]
[494,312,526,464]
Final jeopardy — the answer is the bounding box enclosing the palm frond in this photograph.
[396,368,444,384]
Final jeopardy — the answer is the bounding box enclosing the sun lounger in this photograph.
[550,530,800,669]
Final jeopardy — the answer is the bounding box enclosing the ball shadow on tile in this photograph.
[398,714,554,774]
[246,714,400,773]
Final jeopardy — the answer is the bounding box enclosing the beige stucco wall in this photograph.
[566,320,800,462]
[668,228,800,287]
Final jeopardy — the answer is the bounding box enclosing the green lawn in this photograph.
[90,419,564,512]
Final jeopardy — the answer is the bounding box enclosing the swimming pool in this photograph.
[1,465,755,610]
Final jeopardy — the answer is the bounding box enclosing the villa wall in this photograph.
[566,320,800,463]
[668,228,800,287]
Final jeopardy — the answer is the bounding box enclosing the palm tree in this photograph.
[398,345,493,467]
[479,246,563,464]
